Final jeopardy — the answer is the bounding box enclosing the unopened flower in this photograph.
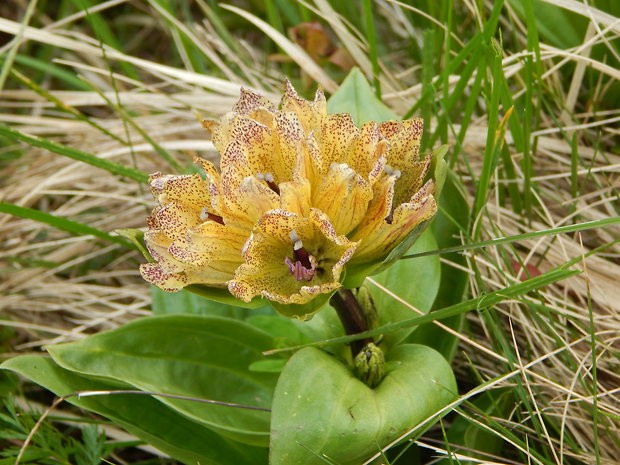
[140,81,438,314]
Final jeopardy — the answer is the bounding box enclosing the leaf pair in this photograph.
[2,315,278,463]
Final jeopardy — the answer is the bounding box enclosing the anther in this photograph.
[385,164,401,179]
[290,230,303,251]
[285,229,315,280]
[199,207,225,225]
[256,172,280,195]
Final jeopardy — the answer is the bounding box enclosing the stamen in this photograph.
[256,172,280,195]
[383,166,399,224]
[290,230,303,250]
[285,229,316,281]
[384,164,401,179]
[199,207,225,225]
[265,173,280,195]
[294,246,312,270]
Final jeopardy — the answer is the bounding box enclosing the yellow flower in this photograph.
[140,81,437,314]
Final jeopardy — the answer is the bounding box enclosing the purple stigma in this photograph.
[285,256,316,282]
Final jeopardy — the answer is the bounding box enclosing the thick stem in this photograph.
[330,289,373,356]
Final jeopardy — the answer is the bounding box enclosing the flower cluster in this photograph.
[140,81,437,312]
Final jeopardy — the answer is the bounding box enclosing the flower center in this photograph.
[285,230,317,282]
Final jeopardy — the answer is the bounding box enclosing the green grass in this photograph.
[0,0,619,464]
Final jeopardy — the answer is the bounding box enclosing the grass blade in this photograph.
[0,202,132,248]
[264,268,580,355]
[0,125,148,183]
[402,216,620,259]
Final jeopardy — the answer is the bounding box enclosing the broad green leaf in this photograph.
[369,229,440,349]
[186,284,270,309]
[246,315,313,348]
[270,344,456,465]
[409,176,469,362]
[1,355,268,465]
[271,291,333,320]
[327,67,398,124]
[303,230,439,354]
[46,315,278,447]
[507,0,583,48]
[151,286,273,319]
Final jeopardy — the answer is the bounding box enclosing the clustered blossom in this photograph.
[140,81,437,309]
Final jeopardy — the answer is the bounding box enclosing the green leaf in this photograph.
[1,355,267,465]
[271,290,333,320]
[439,389,514,465]
[369,229,440,349]
[115,229,152,261]
[264,268,580,356]
[409,176,469,362]
[186,284,270,309]
[0,125,148,183]
[298,232,438,355]
[0,202,132,248]
[270,344,456,465]
[151,286,273,319]
[245,315,313,347]
[327,67,398,125]
[507,0,583,48]
[248,359,288,373]
[341,220,432,289]
[372,219,432,277]
[45,315,278,447]
[429,144,449,197]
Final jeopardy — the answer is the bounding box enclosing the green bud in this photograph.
[352,285,378,330]
[354,342,386,388]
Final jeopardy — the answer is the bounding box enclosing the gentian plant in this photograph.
[2,70,456,465]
